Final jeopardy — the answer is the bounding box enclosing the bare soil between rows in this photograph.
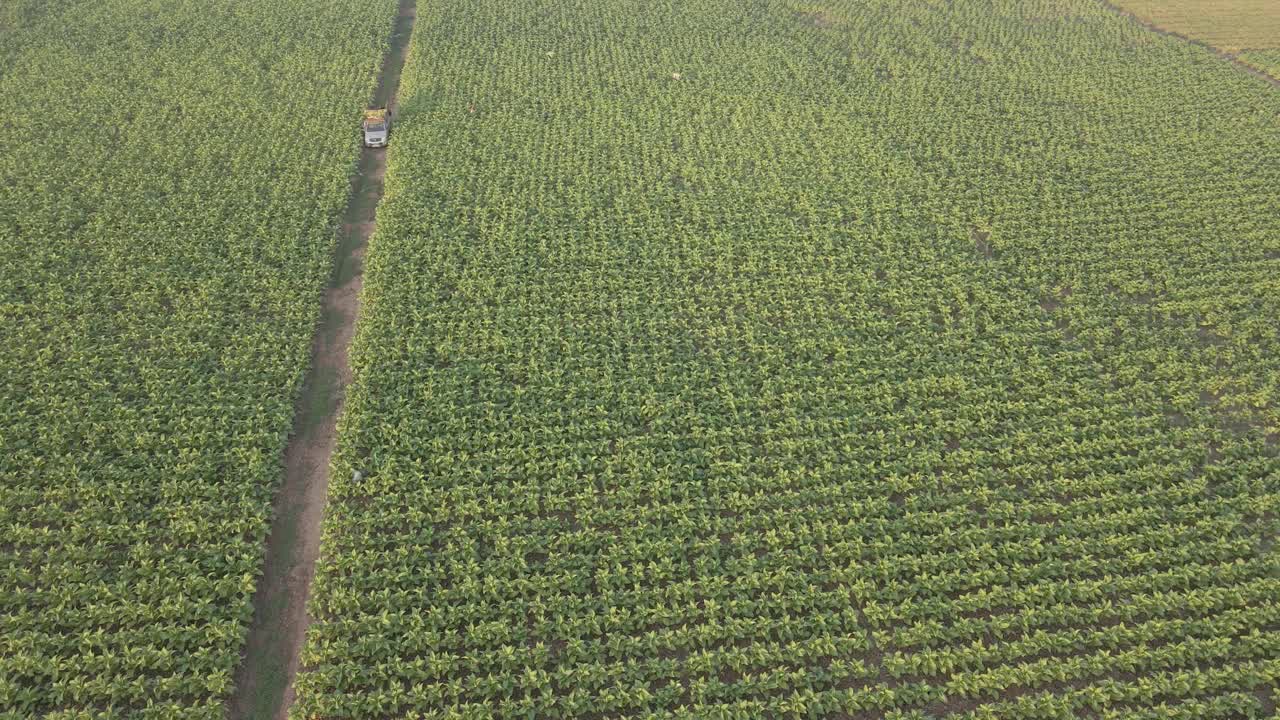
[226,1,415,719]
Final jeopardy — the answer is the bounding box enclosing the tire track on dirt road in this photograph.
[227,1,415,718]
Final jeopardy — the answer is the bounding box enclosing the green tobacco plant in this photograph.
[296,0,1278,717]
[0,0,399,715]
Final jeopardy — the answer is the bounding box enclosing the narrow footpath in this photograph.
[228,2,416,718]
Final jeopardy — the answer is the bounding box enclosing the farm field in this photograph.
[1238,50,1280,80]
[0,0,397,716]
[1107,0,1280,79]
[297,0,1280,718]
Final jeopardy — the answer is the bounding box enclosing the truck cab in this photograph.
[362,108,390,148]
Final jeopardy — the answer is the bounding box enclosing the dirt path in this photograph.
[227,2,415,719]
[1098,0,1279,88]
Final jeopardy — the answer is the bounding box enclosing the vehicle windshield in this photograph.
[366,122,386,132]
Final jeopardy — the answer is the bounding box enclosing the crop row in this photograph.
[0,0,398,716]
[295,0,1279,717]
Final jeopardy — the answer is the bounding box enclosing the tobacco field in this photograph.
[1238,50,1280,80]
[0,0,397,716]
[297,0,1280,718]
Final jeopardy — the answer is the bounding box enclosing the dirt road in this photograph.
[227,2,416,718]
